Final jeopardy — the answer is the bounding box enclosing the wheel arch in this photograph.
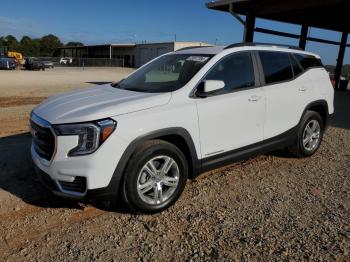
[126,128,200,177]
[303,100,329,129]
[99,127,200,200]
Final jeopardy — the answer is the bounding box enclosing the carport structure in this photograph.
[206,0,350,89]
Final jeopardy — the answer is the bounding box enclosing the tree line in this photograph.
[0,34,84,57]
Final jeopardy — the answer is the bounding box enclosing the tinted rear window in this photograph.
[290,54,303,77]
[259,51,293,84]
[294,54,323,70]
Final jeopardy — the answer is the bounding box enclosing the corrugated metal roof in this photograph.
[207,0,350,32]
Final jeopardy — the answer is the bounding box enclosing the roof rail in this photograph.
[224,42,302,50]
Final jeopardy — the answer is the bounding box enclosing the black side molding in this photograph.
[200,125,298,173]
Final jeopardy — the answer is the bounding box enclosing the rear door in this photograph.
[258,51,306,139]
[195,51,265,157]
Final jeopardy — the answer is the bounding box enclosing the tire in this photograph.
[288,110,324,157]
[121,139,188,213]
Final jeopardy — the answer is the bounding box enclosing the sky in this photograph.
[0,0,348,65]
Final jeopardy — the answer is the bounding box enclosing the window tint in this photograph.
[294,54,323,70]
[290,54,303,77]
[205,52,255,91]
[259,51,293,84]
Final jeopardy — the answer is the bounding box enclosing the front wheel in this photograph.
[288,110,324,157]
[121,140,188,213]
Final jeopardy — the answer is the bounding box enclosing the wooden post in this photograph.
[299,24,308,50]
[244,14,255,42]
[335,32,348,90]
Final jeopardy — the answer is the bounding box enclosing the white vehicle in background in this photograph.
[59,57,73,65]
[30,43,334,213]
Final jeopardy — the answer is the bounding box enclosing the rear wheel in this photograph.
[288,110,324,157]
[121,140,188,213]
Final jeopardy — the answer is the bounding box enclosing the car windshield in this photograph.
[113,54,213,93]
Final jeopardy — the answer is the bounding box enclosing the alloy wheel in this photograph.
[302,119,321,151]
[137,155,180,205]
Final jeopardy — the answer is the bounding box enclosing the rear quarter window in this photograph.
[290,54,304,77]
[293,54,323,70]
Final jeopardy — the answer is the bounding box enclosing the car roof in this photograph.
[175,43,320,58]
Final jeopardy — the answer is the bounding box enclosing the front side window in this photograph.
[259,51,293,84]
[113,54,212,93]
[205,52,255,91]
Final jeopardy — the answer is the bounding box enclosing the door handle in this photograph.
[248,95,262,102]
[299,86,307,91]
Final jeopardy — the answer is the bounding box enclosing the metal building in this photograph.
[57,41,210,67]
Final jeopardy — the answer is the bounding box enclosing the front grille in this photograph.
[30,119,55,161]
[59,177,87,193]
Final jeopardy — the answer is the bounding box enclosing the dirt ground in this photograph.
[0,67,134,137]
[0,68,349,261]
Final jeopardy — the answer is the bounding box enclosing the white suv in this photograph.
[30,43,334,213]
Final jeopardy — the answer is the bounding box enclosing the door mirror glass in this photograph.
[195,80,225,97]
[204,80,225,93]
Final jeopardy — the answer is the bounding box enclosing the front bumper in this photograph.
[34,165,86,199]
[34,165,116,200]
[31,138,127,199]
[30,117,129,200]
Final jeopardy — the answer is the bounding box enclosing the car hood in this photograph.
[33,84,172,124]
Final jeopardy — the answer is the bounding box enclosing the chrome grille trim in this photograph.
[30,113,57,163]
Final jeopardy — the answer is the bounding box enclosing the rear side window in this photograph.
[294,54,323,70]
[205,52,255,91]
[259,51,293,84]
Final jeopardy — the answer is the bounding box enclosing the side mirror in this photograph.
[195,80,225,97]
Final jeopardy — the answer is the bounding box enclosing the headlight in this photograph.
[53,119,116,156]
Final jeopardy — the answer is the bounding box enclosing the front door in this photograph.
[195,52,265,158]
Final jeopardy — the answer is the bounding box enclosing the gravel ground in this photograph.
[0,70,349,261]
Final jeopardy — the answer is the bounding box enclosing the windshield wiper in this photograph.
[111,79,124,88]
